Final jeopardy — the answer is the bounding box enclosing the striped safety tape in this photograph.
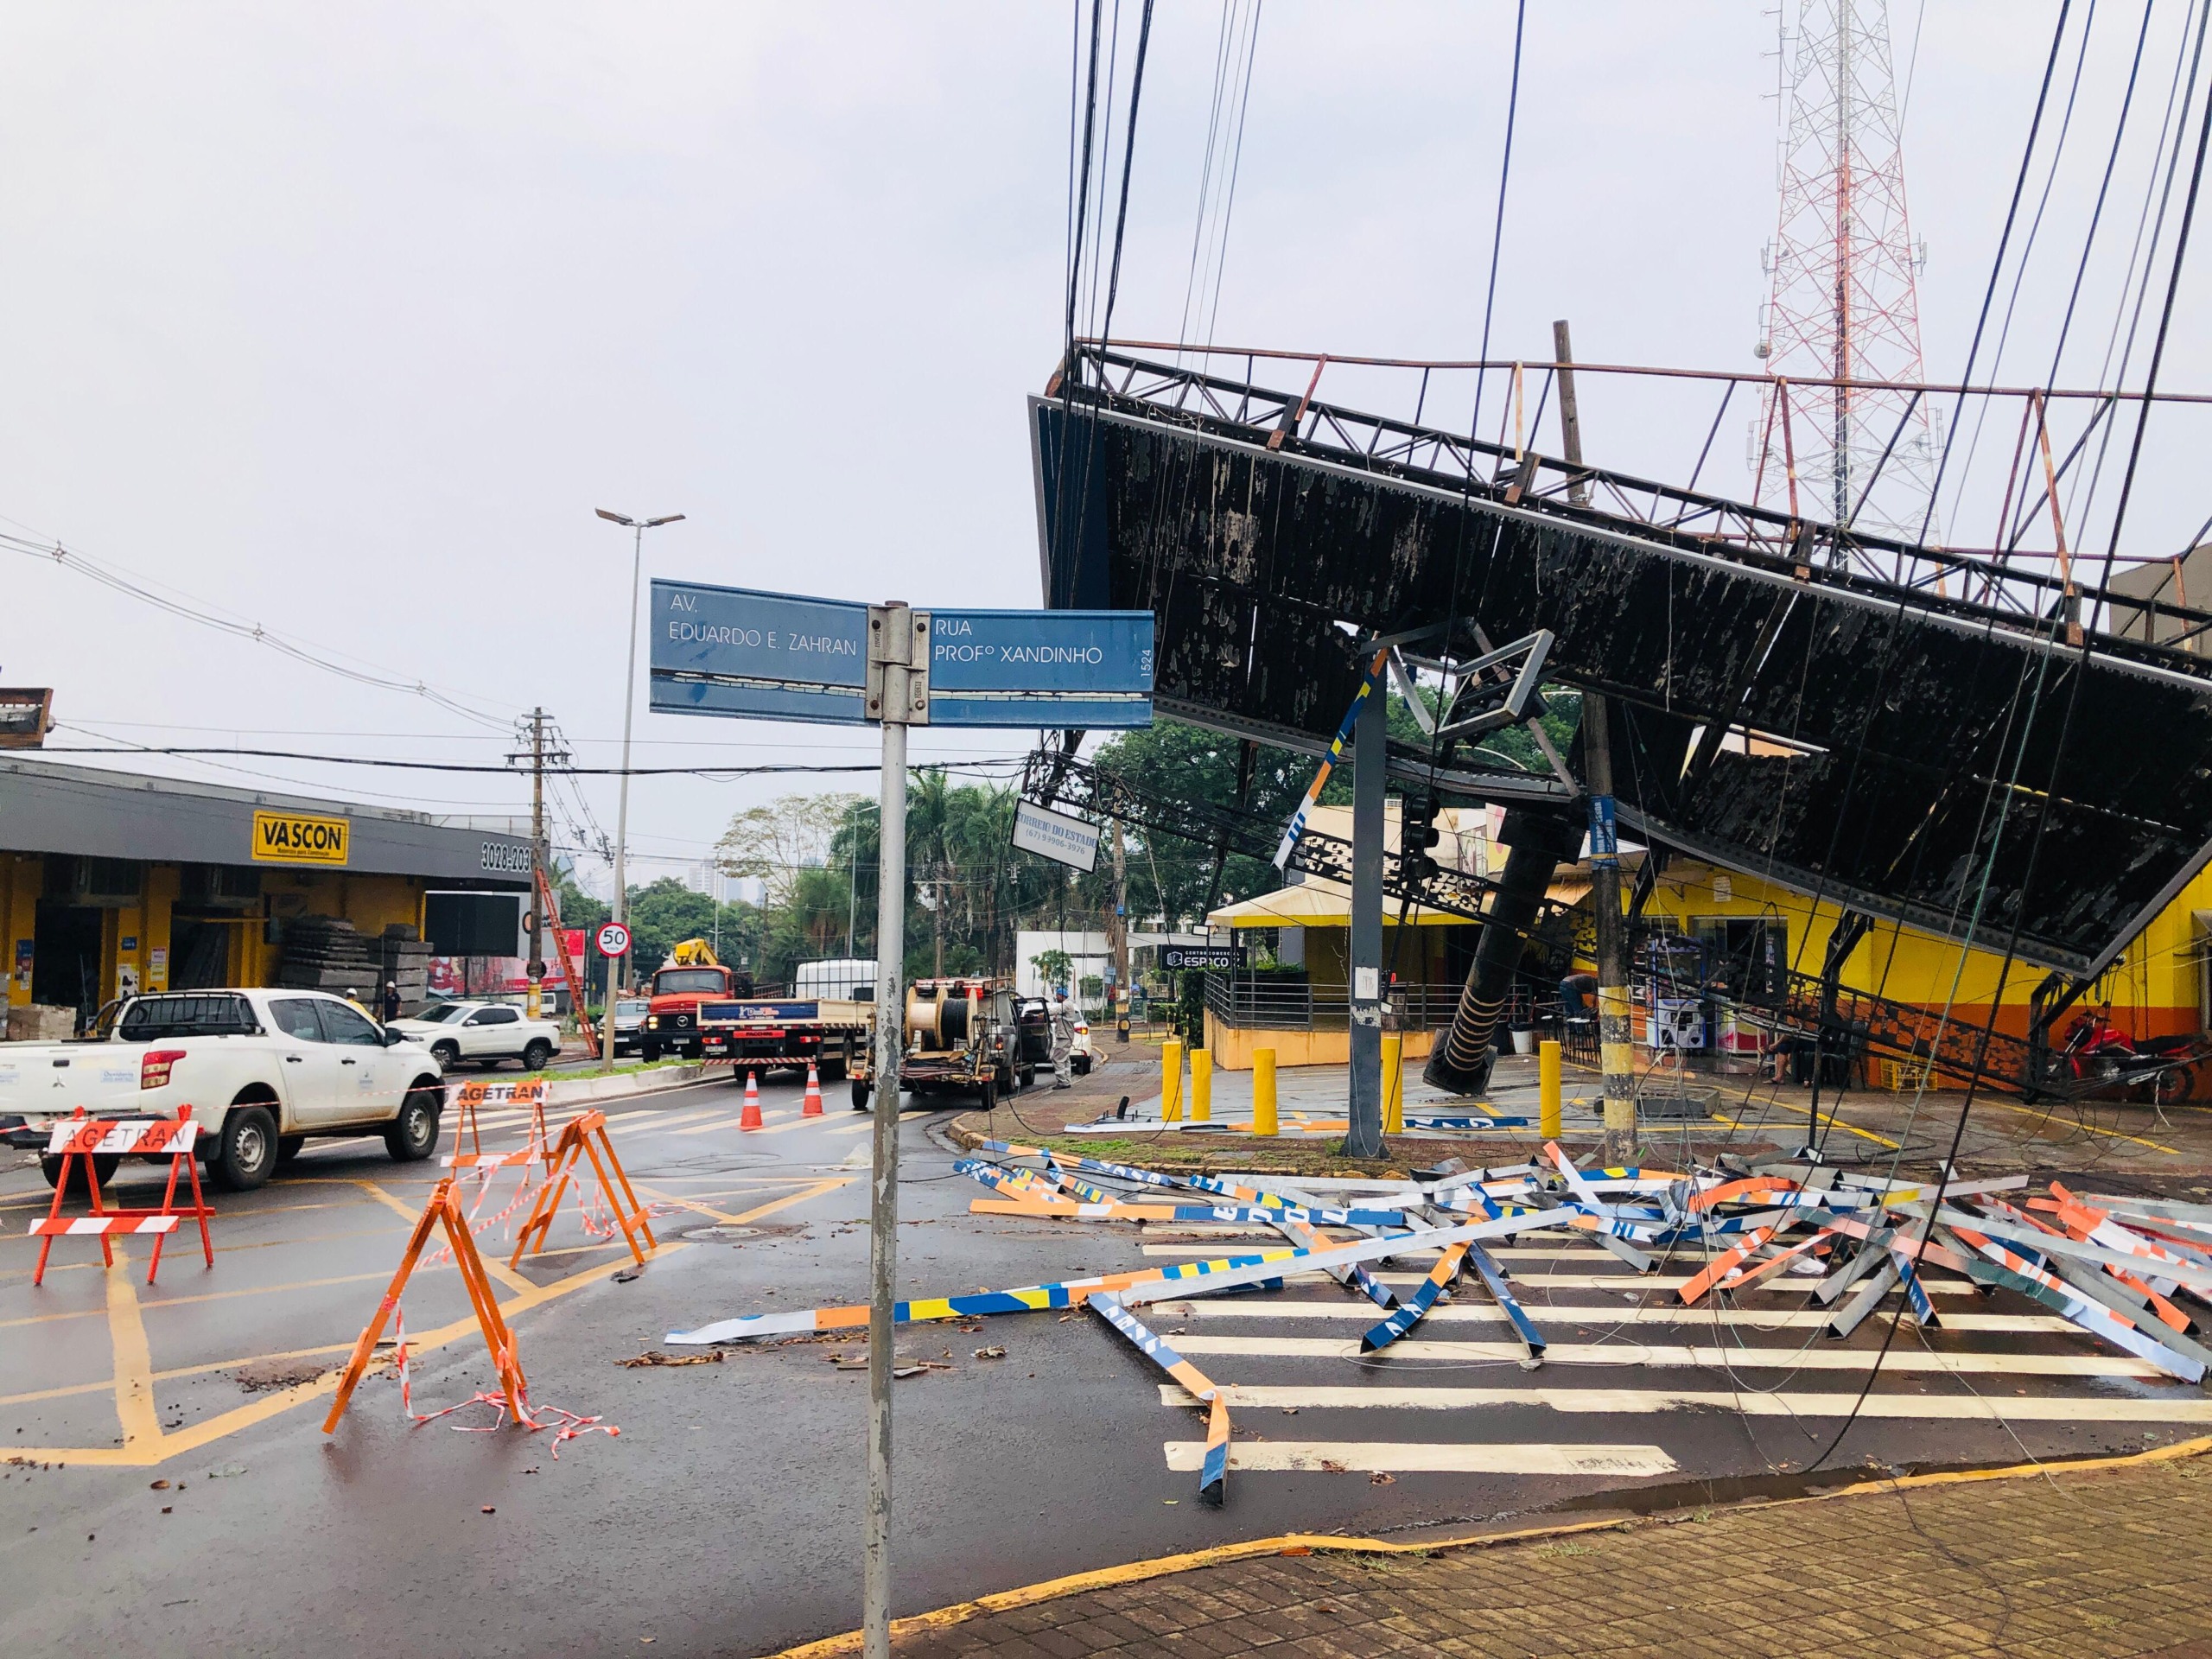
[28,1215,181,1237]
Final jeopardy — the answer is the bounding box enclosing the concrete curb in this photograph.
[540,1063,708,1107]
[765,1433,2212,1657]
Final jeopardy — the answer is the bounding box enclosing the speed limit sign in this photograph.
[595,921,632,958]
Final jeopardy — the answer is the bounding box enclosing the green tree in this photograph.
[1030,948,1073,992]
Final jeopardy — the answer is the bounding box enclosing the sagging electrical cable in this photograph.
[1467,0,1529,449]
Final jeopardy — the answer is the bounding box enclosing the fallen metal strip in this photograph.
[1090,1293,1232,1507]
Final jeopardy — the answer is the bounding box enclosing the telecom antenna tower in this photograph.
[1753,0,1939,547]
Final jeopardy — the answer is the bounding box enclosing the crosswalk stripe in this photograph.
[606,1108,731,1136]
[1156,1383,2212,1421]
[671,1113,755,1135]
[1165,1333,2167,1378]
[1143,1300,2075,1335]
[1161,1440,1679,1477]
[1374,1272,1979,1296]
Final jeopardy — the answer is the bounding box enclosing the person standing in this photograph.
[1050,989,1076,1090]
[381,980,402,1023]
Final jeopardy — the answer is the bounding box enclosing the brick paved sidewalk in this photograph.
[894,1455,2212,1659]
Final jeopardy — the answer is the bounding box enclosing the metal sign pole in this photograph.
[863,602,922,1659]
[1344,668,1387,1158]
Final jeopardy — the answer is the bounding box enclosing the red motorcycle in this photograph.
[2053,1008,2204,1105]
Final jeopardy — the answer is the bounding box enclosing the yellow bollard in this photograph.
[1253,1048,1278,1135]
[1161,1039,1184,1122]
[1191,1048,1212,1122]
[1382,1032,1404,1135]
[1540,1039,1562,1138]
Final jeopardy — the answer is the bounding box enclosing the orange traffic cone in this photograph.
[802,1061,824,1116]
[740,1071,765,1130]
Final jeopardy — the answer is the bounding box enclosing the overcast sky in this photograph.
[4,3,2204,897]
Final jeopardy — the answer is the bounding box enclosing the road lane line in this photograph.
[1166,1334,2168,1377]
[633,1175,854,1228]
[1161,1440,1679,1476]
[8,1241,697,1467]
[1155,1382,2212,1421]
[105,1255,162,1452]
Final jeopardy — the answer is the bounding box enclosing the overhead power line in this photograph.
[2,527,519,732]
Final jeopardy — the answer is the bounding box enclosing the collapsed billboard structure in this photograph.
[1031,346,2212,1020]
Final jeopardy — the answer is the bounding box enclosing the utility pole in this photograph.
[1109,818,1129,1042]
[594,509,684,1050]
[862,601,926,1659]
[1344,666,1386,1159]
[529,709,547,1021]
[930,864,944,977]
[1556,320,1636,1165]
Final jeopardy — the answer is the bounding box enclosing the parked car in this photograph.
[611,997,651,1056]
[0,988,443,1192]
[388,1000,561,1071]
[1068,1012,1096,1076]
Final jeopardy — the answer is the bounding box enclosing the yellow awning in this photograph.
[1208,873,1595,930]
[1207,886,1468,928]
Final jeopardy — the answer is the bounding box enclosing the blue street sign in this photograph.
[926,609,1153,728]
[649,581,869,725]
[648,580,1154,730]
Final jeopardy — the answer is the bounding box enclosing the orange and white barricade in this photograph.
[509,1110,656,1269]
[448,1077,551,1162]
[30,1106,215,1286]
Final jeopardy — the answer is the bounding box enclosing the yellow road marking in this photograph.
[669,1112,756,1136]
[633,1175,853,1228]
[10,1241,696,1467]
[0,1269,401,1330]
[349,1178,531,1294]
[105,1256,162,1452]
[826,1118,875,1136]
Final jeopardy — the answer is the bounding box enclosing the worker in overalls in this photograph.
[1051,990,1076,1090]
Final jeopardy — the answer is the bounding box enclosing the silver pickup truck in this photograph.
[0,988,445,1192]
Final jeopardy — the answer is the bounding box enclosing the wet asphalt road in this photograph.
[5,1073,2212,1656]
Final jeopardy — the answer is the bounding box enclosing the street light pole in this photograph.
[596,507,684,1071]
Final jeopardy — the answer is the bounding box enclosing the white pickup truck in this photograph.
[0,988,445,1192]
[387,1000,561,1071]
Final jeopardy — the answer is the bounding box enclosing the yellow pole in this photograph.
[1161,1039,1184,1122]
[1381,1032,1404,1135]
[1191,1048,1212,1122]
[1253,1048,1277,1135]
[1540,1039,1562,1138]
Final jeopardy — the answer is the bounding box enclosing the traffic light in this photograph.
[1402,792,1443,878]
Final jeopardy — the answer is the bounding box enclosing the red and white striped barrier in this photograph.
[29,1107,215,1286]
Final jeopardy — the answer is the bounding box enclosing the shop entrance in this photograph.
[31,904,105,1027]
[169,918,238,990]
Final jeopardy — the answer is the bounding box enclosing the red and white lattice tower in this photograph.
[1753,0,1941,543]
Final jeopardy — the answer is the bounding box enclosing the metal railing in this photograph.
[1200,973,1471,1032]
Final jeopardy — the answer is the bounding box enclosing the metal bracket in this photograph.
[866,605,931,725]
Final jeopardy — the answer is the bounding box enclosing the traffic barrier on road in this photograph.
[509,1110,656,1269]
[324,1173,530,1433]
[449,1078,550,1162]
[741,1072,765,1130]
[802,1062,824,1116]
[29,1107,214,1287]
